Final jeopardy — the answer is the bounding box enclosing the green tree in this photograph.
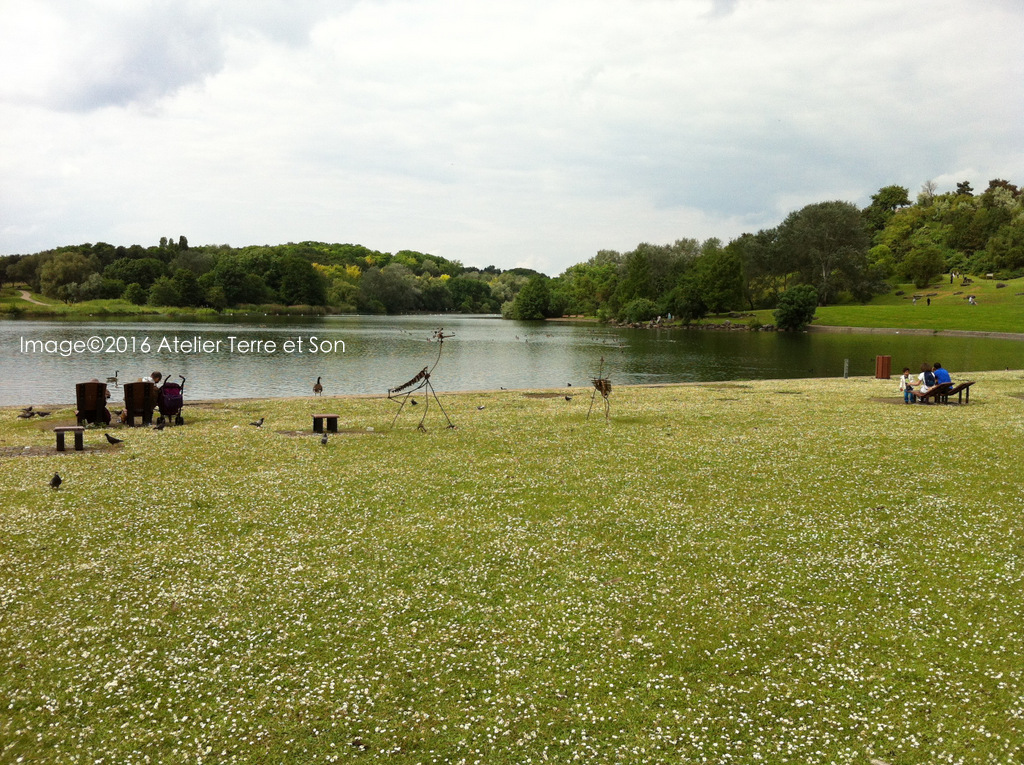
[103,257,166,290]
[511,276,550,320]
[147,276,181,307]
[986,219,1024,274]
[773,284,819,331]
[661,275,707,323]
[692,239,743,313]
[778,200,872,305]
[277,256,327,306]
[621,297,658,323]
[39,251,97,299]
[123,282,147,305]
[171,268,205,307]
[358,264,420,314]
[418,278,455,312]
[204,285,228,311]
[449,276,495,312]
[863,185,911,236]
[903,229,946,287]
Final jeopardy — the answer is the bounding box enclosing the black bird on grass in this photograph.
[17,411,35,419]
[105,433,123,445]
[152,421,165,431]
[321,433,329,446]
[477,405,486,410]
[250,417,264,428]
[410,399,417,406]
[564,395,572,401]
[36,411,50,417]
[50,473,62,489]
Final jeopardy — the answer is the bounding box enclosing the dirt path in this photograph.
[18,289,49,306]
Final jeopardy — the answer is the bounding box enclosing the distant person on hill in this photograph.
[933,362,952,385]
[899,367,916,404]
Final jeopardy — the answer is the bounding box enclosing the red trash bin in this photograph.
[875,355,892,379]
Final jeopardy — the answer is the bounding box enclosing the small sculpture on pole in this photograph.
[387,328,456,431]
[587,356,612,420]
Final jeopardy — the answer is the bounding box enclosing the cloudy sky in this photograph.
[1,0,1021,275]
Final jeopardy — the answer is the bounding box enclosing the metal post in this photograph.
[844,359,849,379]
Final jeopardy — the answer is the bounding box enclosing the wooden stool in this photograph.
[313,414,339,433]
[55,426,85,452]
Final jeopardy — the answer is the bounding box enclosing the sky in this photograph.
[1,0,1022,276]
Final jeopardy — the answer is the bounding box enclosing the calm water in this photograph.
[1,315,1020,407]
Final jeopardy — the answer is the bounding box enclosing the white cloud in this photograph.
[1,0,1022,275]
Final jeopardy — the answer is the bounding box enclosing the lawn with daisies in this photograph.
[2,372,1024,764]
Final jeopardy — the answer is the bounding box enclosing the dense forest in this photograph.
[2,178,1021,322]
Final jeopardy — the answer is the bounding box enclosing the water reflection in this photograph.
[0,315,1019,406]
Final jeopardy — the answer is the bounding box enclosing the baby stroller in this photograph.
[157,375,186,426]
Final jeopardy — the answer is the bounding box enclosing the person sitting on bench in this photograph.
[933,362,952,385]
[917,362,937,397]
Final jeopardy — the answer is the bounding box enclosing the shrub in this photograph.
[773,285,819,331]
[621,298,658,323]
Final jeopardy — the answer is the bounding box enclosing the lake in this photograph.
[1,314,1020,407]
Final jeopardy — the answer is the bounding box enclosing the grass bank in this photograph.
[2,374,1024,763]
[811,275,1024,334]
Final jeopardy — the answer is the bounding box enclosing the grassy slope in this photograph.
[2,375,1024,763]
[811,276,1024,333]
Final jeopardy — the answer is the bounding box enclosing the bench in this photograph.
[912,381,953,404]
[123,381,158,426]
[313,414,339,433]
[940,380,975,405]
[75,381,109,425]
[54,426,85,452]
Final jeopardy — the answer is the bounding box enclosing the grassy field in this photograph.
[811,276,1024,334]
[2,374,1024,763]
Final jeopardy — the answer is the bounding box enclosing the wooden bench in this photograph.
[940,381,975,405]
[75,381,109,425]
[313,414,339,433]
[54,425,85,452]
[123,381,158,426]
[912,381,953,404]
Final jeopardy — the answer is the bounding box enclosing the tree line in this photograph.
[1,178,1020,321]
[0,238,543,315]
[537,177,1024,323]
